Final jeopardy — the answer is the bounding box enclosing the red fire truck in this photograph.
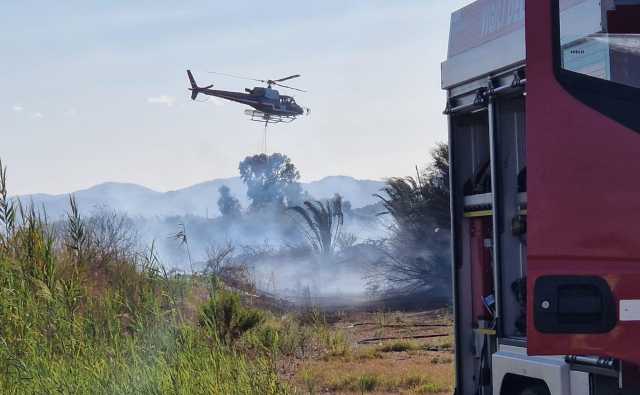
[442,0,640,394]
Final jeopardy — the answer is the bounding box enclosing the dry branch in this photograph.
[357,333,449,344]
[348,322,451,328]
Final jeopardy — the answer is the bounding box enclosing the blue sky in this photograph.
[1,1,473,195]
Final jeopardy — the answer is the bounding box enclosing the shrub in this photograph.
[199,290,265,345]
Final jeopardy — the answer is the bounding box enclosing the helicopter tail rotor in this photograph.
[187,70,199,100]
[186,70,213,100]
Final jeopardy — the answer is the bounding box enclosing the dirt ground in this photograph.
[281,309,455,394]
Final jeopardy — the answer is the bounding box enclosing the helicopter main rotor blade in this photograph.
[273,82,307,92]
[275,74,300,82]
[207,71,263,82]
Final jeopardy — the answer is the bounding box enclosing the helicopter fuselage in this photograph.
[195,87,304,117]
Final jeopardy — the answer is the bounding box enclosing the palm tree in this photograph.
[289,195,344,258]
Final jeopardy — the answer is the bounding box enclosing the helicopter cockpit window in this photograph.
[558,0,640,89]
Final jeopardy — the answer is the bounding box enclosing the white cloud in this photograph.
[147,95,176,107]
[31,112,43,119]
[12,105,23,112]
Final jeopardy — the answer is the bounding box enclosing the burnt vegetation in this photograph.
[371,142,451,298]
[80,148,452,307]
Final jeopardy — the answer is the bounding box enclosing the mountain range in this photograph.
[18,176,386,219]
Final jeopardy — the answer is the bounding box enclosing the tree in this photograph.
[377,143,450,236]
[289,195,344,258]
[217,185,242,218]
[238,153,302,210]
[373,143,451,294]
[377,142,449,238]
[421,142,450,229]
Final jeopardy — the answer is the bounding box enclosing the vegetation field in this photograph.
[0,216,454,395]
[0,159,286,394]
[0,148,453,395]
[277,309,454,395]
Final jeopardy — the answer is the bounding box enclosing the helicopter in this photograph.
[186,70,309,124]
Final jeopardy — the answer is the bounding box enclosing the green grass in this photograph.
[376,340,420,353]
[324,371,444,393]
[358,374,379,392]
[0,160,287,394]
[0,255,285,395]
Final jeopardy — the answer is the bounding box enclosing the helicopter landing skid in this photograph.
[244,109,296,124]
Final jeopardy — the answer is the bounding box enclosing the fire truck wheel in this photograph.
[519,383,551,395]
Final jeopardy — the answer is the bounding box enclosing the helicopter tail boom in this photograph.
[186,70,213,100]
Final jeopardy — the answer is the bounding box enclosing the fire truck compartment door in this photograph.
[525,0,640,364]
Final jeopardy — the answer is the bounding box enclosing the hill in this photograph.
[18,176,385,219]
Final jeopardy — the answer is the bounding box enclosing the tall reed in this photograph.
[0,158,286,395]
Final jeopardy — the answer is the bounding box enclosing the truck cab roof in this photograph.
[441,0,610,89]
[441,0,526,89]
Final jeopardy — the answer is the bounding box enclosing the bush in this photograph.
[199,290,265,345]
